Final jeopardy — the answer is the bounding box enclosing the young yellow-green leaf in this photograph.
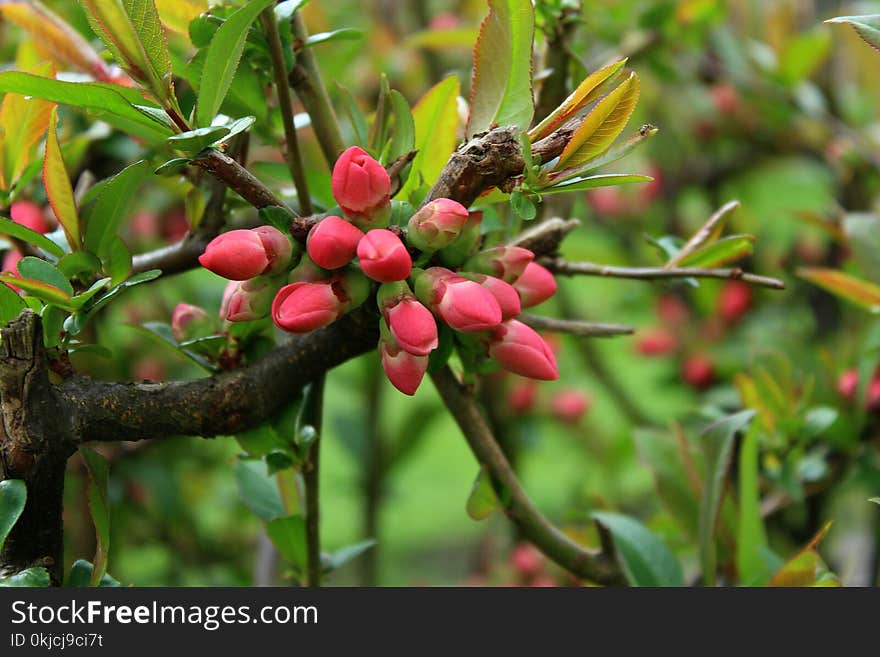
[398,76,460,204]
[540,173,652,196]
[556,72,641,170]
[80,447,111,586]
[0,274,72,307]
[0,217,65,259]
[0,81,54,192]
[79,0,174,104]
[466,466,503,520]
[196,0,275,128]
[826,15,880,54]
[388,90,415,162]
[0,2,111,80]
[528,59,627,141]
[678,235,755,269]
[42,109,80,251]
[83,160,150,256]
[798,268,880,313]
[467,0,534,137]
[770,521,838,587]
[154,0,205,36]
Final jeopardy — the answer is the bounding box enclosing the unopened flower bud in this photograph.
[406,198,469,251]
[514,262,557,308]
[357,229,412,282]
[550,390,591,424]
[470,274,521,320]
[199,226,293,280]
[379,319,429,396]
[488,320,558,380]
[272,270,369,333]
[378,282,438,356]
[171,303,212,342]
[307,215,363,270]
[331,146,391,228]
[465,246,534,283]
[225,276,277,322]
[414,267,502,333]
[11,201,50,234]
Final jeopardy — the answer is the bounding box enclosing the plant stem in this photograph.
[360,359,384,586]
[430,365,624,585]
[519,313,634,337]
[260,9,312,215]
[301,376,325,587]
[288,12,346,166]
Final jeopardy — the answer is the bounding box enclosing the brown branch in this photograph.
[430,365,624,585]
[192,149,290,211]
[519,313,634,337]
[544,258,786,290]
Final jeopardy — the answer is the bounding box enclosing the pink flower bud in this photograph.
[2,250,22,293]
[171,303,212,342]
[11,201,50,234]
[551,389,591,424]
[357,229,412,282]
[837,369,859,401]
[635,327,678,356]
[868,377,880,414]
[514,262,557,308]
[331,146,391,227]
[307,215,363,270]
[379,320,429,395]
[471,274,521,320]
[272,271,369,333]
[718,280,752,324]
[407,198,469,251]
[465,246,534,283]
[386,296,438,356]
[225,277,277,322]
[682,354,715,390]
[199,227,292,280]
[510,543,544,578]
[508,379,538,415]
[489,320,558,380]
[414,267,502,333]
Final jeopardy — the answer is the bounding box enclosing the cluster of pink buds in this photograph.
[196,146,561,396]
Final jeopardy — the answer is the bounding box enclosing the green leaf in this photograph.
[736,424,769,586]
[80,446,111,586]
[509,190,536,220]
[0,567,50,587]
[324,540,376,572]
[0,285,26,326]
[770,522,838,586]
[678,235,755,269]
[70,278,112,310]
[79,0,175,104]
[593,511,684,587]
[41,304,68,348]
[83,160,150,256]
[0,216,65,259]
[154,157,191,176]
[17,257,73,297]
[0,72,171,140]
[57,251,103,279]
[466,466,503,520]
[556,72,641,170]
[826,15,880,54]
[167,126,231,154]
[0,479,27,551]
[698,410,755,587]
[265,514,307,568]
[398,76,460,205]
[234,458,285,522]
[196,0,275,127]
[105,237,132,286]
[223,115,257,141]
[66,559,122,587]
[259,206,297,233]
[43,108,80,251]
[541,174,653,195]
[336,83,369,146]
[388,90,415,162]
[868,497,880,505]
[798,268,880,313]
[843,214,880,282]
[0,275,72,307]
[304,28,362,48]
[467,0,534,137]
[803,406,838,439]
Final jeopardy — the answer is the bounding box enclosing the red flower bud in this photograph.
[837,369,859,402]
[272,271,369,333]
[682,354,715,390]
[225,277,277,322]
[718,280,753,324]
[513,262,557,308]
[357,229,412,282]
[471,274,521,320]
[465,246,534,283]
[551,389,591,424]
[379,320,429,395]
[11,201,50,234]
[407,198,469,251]
[510,543,544,578]
[489,320,558,380]
[386,296,438,356]
[508,379,538,415]
[868,377,880,414]
[415,267,502,332]
[171,303,212,342]
[656,294,689,325]
[199,227,292,280]
[307,215,363,270]
[331,146,391,227]
[635,327,678,356]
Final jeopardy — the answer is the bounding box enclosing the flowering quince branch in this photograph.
[519,313,635,338]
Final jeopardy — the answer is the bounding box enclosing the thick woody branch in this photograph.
[430,365,624,585]
[544,258,786,290]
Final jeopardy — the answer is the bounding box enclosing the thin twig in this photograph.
[261,9,312,214]
[301,376,325,587]
[665,200,740,268]
[191,149,290,211]
[519,313,634,337]
[544,258,786,290]
[430,365,624,585]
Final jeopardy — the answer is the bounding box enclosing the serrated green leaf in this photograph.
[388,90,415,162]
[105,236,132,285]
[541,173,653,195]
[234,459,285,522]
[826,15,880,54]
[80,446,110,586]
[83,160,150,257]
[678,235,755,269]
[167,126,231,154]
[467,0,534,137]
[593,511,684,587]
[0,479,27,552]
[17,257,73,296]
[556,72,640,170]
[43,109,80,251]
[0,217,64,259]
[196,0,275,127]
